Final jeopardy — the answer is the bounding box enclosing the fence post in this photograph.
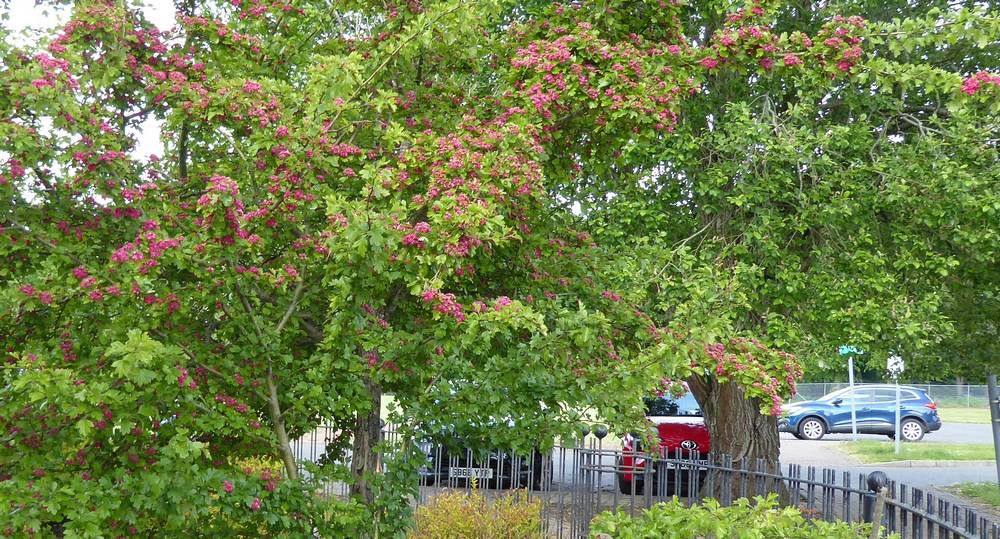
[863,471,888,524]
[868,487,888,539]
[987,375,1000,492]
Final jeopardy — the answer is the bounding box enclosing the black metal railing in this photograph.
[293,425,1000,538]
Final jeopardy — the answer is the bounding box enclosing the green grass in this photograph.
[937,407,991,424]
[842,441,996,463]
[946,482,1000,508]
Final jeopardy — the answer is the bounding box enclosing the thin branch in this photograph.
[276,279,305,334]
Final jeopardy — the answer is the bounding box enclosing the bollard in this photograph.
[863,471,889,523]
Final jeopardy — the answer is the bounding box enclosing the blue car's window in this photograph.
[820,388,872,403]
[843,389,873,403]
[645,393,703,417]
[872,388,924,402]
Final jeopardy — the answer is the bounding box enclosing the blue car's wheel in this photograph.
[899,418,925,442]
[798,417,826,440]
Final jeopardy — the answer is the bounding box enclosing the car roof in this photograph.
[839,384,927,392]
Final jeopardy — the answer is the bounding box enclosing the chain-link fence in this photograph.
[794,383,989,407]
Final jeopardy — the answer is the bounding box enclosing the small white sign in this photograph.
[887,355,905,376]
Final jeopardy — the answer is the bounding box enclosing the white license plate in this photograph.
[449,467,494,479]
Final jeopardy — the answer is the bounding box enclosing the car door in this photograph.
[828,388,873,432]
[862,389,898,432]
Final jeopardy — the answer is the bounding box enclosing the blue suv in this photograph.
[778,384,942,441]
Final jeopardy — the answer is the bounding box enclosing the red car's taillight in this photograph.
[925,402,938,411]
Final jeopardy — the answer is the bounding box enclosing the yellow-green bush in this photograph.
[590,495,900,539]
[410,489,543,539]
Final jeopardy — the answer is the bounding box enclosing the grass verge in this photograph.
[945,483,1000,508]
[842,441,995,463]
[937,407,990,424]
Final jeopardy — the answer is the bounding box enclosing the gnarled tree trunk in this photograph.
[349,376,383,503]
[687,374,784,502]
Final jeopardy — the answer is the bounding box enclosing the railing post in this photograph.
[863,471,889,524]
[987,374,1000,492]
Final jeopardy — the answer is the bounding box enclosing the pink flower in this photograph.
[33,468,45,478]
[402,233,424,247]
[758,57,774,70]
[31,79,54,89]
[782,54,803,67]
[72,267,89,280]
[19,284,35,296]
[38,292,53,305]
[699,57,719,69]
[836,60,853,72]
[962,78,981,95]
[80,276,97,289]
[223,480,234,493]
[250,497,261,511]
[243,80,261,93]
[275,126,289,137]
[601,290,622,302]
[413,221,431,234]
[493,296,513,311]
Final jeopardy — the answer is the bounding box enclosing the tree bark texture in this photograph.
[349,376,383,503]
[687,374,784,502]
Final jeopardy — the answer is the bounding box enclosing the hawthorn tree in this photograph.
[579,0,1000,459]
[2,0,996,536]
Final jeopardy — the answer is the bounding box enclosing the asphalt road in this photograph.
[788,422,994,444]
[779,433,996,489]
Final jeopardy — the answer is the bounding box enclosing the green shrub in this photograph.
[410,489,543,539]
[589,494,899,539]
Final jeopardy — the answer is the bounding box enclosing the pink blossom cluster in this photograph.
[704,339,800,416]
[443,235,483,258]
[180,15,263,53]
[31,52,78,90]
[402,233,425,247]
[421,289,466,323]
[176,365,198,389]
[601,290,622,302]
[20,284,54,305]
[215,393,250,414]
[961,71,1000,96]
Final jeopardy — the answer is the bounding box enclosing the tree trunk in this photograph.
[687,374,784,502]
[349,376,383,503]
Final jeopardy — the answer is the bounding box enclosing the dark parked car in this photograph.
[778,384,942,441]
[618,392,711,495]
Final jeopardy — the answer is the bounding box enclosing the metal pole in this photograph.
[987,374,1000,492]
[894,380,903,455]
[849,356,858,440]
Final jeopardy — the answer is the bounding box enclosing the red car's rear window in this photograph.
[644,393,703,417]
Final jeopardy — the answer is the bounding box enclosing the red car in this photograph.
[618,392,710,495]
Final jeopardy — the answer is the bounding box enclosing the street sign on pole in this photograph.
[848,357,858,440]
[840,346,862,441]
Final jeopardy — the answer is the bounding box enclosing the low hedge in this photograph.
[590,494,898,539]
